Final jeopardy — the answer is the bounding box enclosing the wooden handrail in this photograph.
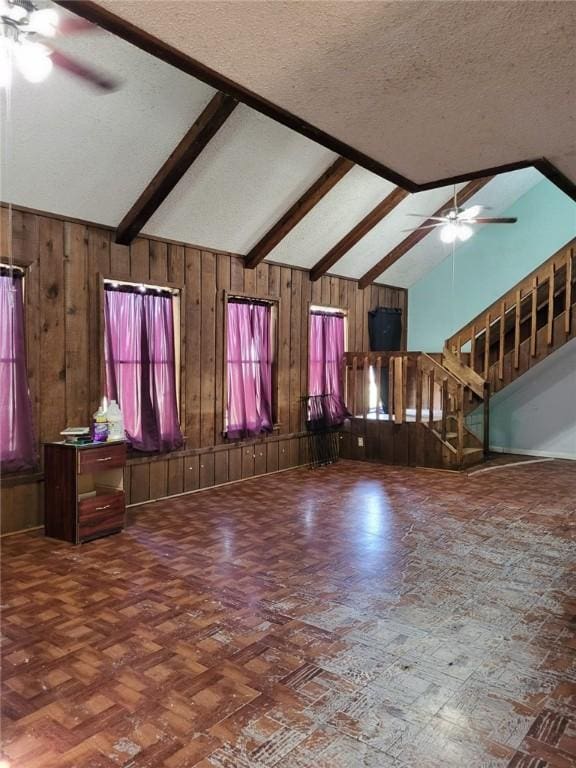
[419,352,466,389]
[343,351,420,368]
[343,350,488,467]
[441,346,486,398]
[446,238,576,351]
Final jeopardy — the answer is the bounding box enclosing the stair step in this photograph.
[463,447,483,455]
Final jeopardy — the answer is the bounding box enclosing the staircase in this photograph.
[341,350,488,470]
[445,238,575,394]
[341,238,575,471]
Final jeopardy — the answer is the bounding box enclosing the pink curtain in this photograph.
[105,286,183,452]
[226,301,272,439]
[0,273,37,471]
[308,312,347,427]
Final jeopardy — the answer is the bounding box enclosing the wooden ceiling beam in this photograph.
[245,157,354,268]
[309,186,409,281]
[59,3,576,203]
[358,176,494,289]
[116,91,238,245]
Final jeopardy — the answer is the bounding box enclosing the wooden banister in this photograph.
[446,237,576,352]
[441,346,485,397]
[342,349,489,468]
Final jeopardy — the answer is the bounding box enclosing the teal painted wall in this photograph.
[408,179,576,459]
[408,180,576,351]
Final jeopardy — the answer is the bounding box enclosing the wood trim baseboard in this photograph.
[0,525,44,538]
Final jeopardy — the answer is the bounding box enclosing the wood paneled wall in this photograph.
[0,206,407,534]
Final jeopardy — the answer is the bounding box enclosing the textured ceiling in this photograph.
[0,17,216,225]
[0,5,553,289]
[146,105,336,253]
[94,0,576,185]
[377,169,543,288]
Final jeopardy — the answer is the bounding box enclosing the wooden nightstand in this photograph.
[44,441,126,544]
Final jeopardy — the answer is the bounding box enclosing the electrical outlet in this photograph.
[357,437,364,447]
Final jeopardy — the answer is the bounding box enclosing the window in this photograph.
[308,307,347,427]
[104,280,183,453]
[226,298,274,439]
[0,266,36,471]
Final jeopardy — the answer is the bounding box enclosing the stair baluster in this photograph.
[530,277,538,357]
[566,248,573,335]
[484,313,491,377]
[498,300,506,380]
[514,289,521,369]
[547,262,555,346]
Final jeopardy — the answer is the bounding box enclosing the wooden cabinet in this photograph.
[44,442,126,544]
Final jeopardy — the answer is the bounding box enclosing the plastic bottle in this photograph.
[106,400,125,442]
[92,404,109,443]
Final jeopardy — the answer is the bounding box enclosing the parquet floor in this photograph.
[1,459,575,768]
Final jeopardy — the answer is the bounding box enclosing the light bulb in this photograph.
[16,41,53,83]
[456,223,473,241]
[28,8,59,37]
[440,223,458,244]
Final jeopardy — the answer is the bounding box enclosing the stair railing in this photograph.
[445,240,575,382]
[343,350,488,464]
[417,353,468,464]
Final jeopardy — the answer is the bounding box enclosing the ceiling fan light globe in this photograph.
[28,8,59,37]
[16,41,53,83]
[459,205,482,220]
[457,223,473,241]
[440,223,458,243]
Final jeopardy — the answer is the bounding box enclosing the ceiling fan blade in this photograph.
[402,224,442,232]
[405,214,447,221]
[471,217,517,224]
[57,17,100,36]
[49,48,119,92]
[458,204,484,220]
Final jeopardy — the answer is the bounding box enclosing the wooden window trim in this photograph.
[307,302,349,397]
[99,273,186,433]
[223,290,280,437]
[0,261,41,478]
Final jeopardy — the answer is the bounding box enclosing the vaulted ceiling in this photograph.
[81,0,576,187]
[1,3,561,288]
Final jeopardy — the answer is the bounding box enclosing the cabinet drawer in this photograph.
[78,492,125,541]
[78,443,126,474]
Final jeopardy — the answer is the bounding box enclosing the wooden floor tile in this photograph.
[1,459,575,767]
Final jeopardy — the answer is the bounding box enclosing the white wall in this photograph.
[486,339,576,460]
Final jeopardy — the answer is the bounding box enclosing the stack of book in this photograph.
[60,427,92,445]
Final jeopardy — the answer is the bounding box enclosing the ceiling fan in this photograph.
[0,0,118,91]
[406,186,517,244]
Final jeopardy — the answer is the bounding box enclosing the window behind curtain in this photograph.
[226,299,273,439]
[308,310,347,427]
[104,283,183,453]
[0,270,36,471]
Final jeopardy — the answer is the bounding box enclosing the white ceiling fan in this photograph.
[0,0,118,90]
[406,186,517,243]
